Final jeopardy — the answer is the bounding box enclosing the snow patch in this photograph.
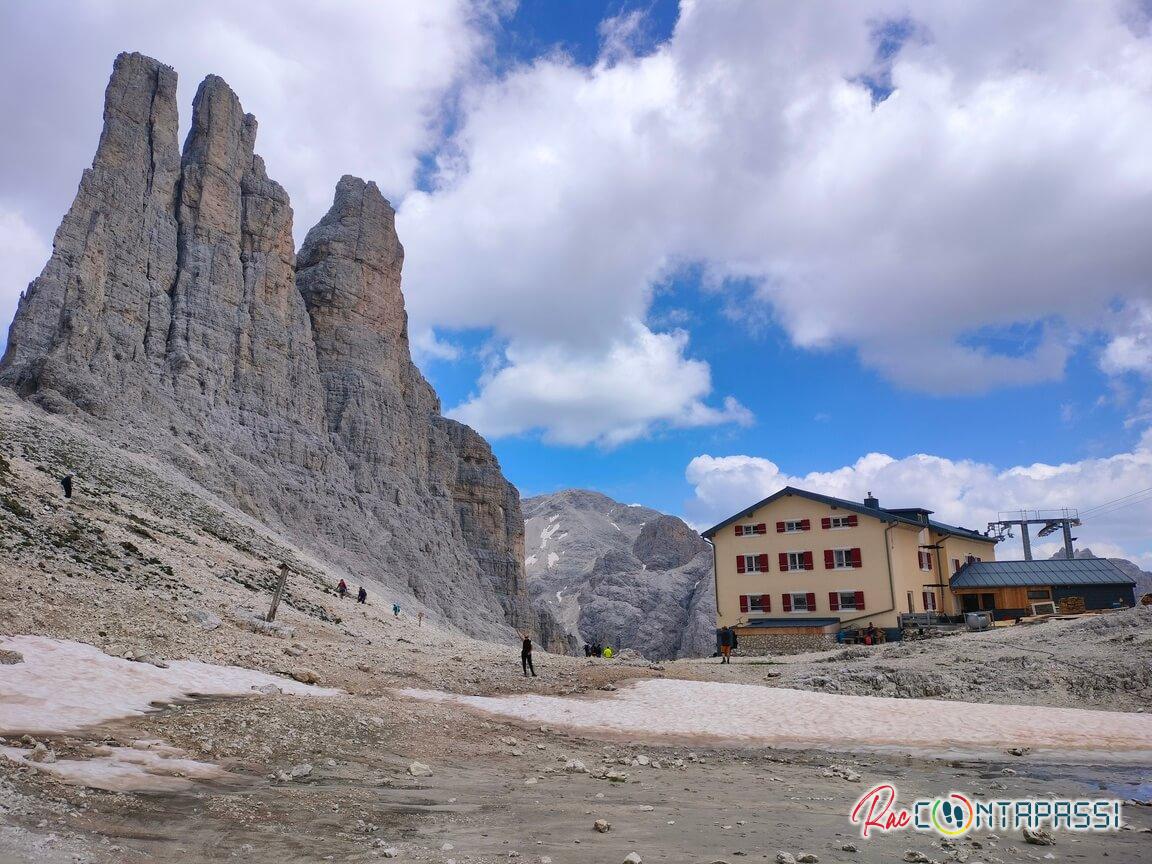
[539,521,561,549]
[2,743,227,793]
[401,679,1152,760]
[609,521,621,531]
[0,635,338,735]
[525,555,538,566]
[547,552,560,568]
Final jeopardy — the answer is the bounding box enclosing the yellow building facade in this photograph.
[703,487,998,636]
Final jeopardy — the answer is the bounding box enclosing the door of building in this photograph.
[906,591,914,613]
[961,594,979,613]
[980,593,996,611]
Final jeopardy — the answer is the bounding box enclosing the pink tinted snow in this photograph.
[403,679,1152,760]
[0,635,337,735]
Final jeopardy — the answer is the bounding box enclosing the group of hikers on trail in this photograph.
[336,579,368,604]
[583,642,613,658]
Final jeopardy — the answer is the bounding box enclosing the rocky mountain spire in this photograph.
[0,53,551,644]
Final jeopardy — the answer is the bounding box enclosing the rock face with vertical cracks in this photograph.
[0,52,552,644]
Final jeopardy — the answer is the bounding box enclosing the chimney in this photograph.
[864,492,880,509]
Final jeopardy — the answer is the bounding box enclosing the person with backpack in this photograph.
[521,634,536,677]
[337,579,348,600]
[718,626,734,663]
[356,586,367,604]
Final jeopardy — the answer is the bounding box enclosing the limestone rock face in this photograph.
[523,490,717,659]
[0,52,548,643]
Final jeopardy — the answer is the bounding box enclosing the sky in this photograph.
[2,1,1152,565]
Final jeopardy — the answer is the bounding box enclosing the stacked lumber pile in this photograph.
[1058,596,1086,614]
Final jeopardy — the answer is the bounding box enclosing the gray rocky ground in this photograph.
[522,490,716,659]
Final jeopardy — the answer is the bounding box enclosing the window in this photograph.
[918,549,933,571]
[784,592,815,612]
[1027,588,1051,600]
[952,558,961,573]
[822,514,859,529]
[739,594,771,613]
[736,554,769,573]
[828,590,865,611]
[781,551,813,571]
[776,519,811,533]
[827,548,862,569]
[922,590,938,611]
[734,523,766,537]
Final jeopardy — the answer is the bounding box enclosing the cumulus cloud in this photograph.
[449,323,753,446]
[1101,301,1152,378]
[400,0,1152,408]
[684,440,1152,565]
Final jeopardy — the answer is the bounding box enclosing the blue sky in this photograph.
[2,1,1151,562]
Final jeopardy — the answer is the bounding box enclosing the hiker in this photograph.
[602,645,613,659]
[584,644,592,657]
[61,474,73,499]
[718,626,733,663]
[337,579,348,600]
[864,622,877,645]
[357,586,367,604]
[392,602,400,618]
[418,611,424,626]
[521,634,536,677]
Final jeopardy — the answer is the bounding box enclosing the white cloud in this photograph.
[684,439,1152,564]
[448,322,753,446]
[399,0,1152,402]
[1101,300,1152,378]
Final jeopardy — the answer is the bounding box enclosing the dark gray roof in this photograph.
[950,558,1136,588]
[701,485,994,543]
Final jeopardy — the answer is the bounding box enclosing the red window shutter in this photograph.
[824,549,834,569]
[821,517,831,529]
[735,525,743,537]
[855,590,865,610]
[761,594,771,612]
[803,551,814,570]
[828,591,840,611]
[736,555,746,574]
[847,514,858,526]
[778,552,789,571]
[776,521,785,533]
[757,553,770,572]
[756,523,767,535]
[739,595,749,613]
[851,548,863,568]
[922,591,929,611]
[800,518,811,531]
[805,592,816,610]
[782,593,792,612]
[926,552,933,569]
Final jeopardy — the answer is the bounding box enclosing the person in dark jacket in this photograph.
[61,474,73,499]
[521,634,536,677]
[356,586,367,604]
[718,626,734,663]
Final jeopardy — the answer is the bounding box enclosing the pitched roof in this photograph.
[700,485,994,543]
[949,558,1136,588]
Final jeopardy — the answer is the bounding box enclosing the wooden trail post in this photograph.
[267,562,289,622]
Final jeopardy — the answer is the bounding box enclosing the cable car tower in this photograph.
[986,509,1080,561]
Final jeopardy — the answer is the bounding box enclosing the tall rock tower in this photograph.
[0,53,542,642]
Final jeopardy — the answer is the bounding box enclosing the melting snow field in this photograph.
[0,635,337,735]
[0,636,338,792]
[403,679,1152,762]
